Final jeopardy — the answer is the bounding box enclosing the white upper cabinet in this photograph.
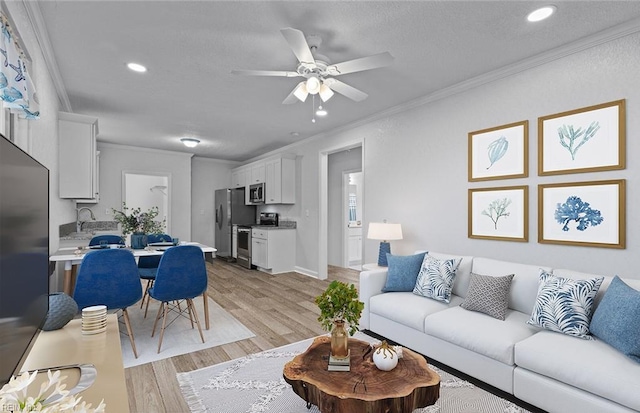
[58,112,100,202]
[231,167,247,188]
[250,162,265,184]
[265,157,295,204]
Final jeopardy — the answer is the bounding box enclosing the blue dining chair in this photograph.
[138,233,172,317]
[88,234,125,247]
[73,248,143,358]
[149,245,207,353]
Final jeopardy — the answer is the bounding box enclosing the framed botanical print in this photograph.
[538,100,625,176]
[538,180,625,249]
[468,120,528,181]
[468,185,528,242]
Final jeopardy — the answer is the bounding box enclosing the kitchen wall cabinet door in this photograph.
[59,112,100,202]
[231,167,247,188]
[250,163,265,184]
[265,157,295,204]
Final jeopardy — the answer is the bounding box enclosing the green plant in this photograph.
[111,202,166,236]
[315,280,364,336]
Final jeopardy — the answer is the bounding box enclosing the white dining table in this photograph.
[49,242,216,329]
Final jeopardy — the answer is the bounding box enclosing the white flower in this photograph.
[0,370,106,413]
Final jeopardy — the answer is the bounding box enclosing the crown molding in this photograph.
[22,0,72,112]
[98,142,194,158]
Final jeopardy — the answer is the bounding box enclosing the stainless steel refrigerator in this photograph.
[214,188,256,260]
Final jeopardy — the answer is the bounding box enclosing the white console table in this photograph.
[21,314,129,412]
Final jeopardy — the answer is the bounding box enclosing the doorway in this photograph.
[122,171,171,233]
[319,142,364,280]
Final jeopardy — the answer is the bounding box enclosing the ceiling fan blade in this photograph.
[280,28,315,64]
[326,52,394,76]
[231,69,300,77]
[323,78,368,102]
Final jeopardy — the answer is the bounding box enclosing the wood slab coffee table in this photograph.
[283,336,440,413]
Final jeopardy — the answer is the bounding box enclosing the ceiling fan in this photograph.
[232,28,394,104]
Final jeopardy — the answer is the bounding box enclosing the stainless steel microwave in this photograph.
[249,183,264,204]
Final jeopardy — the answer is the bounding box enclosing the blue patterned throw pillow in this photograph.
[590,276,640,363]
[382,252,427,292]
[413,255,462,303]
[527,270,604,339]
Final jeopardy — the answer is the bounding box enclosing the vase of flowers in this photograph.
[111,203,166,248]
[315,280,364,360]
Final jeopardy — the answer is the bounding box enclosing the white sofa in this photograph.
[358,251,640,413]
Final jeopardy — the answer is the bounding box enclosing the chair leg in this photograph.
[186,300,195,329]
[151,301,164,337]
[187,298,205,344]
[122,308,139,359]
[144,288,153,318]
[157,301,169,353]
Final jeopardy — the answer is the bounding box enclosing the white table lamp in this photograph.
[367,222,403,267]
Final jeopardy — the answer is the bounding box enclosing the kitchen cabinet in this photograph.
[250,162,265,184]
[231,167,248,188]
[265,156,295,204]
[58,112,100,202]
[251,228,295,274]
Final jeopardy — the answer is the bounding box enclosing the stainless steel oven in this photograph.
[236,225,252,269]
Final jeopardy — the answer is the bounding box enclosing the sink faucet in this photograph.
[76,207,96,233]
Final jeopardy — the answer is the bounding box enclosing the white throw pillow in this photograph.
[413,254,461,303]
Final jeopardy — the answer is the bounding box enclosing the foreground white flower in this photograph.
[0,370,106,413]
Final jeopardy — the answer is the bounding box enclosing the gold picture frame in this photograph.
[538,180,625,249]
[538,99,625,176]
[468,185,528,242]
[468,120,528,182]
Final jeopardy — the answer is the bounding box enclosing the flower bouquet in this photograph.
[111,202,166,237]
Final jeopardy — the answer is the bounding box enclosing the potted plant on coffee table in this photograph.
[315,280,364,360]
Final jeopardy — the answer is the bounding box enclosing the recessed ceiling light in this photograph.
[527,5,556,22]
[127,62,147,73]
[180,138,200,148]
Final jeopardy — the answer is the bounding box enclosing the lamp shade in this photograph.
[367,222,403,241]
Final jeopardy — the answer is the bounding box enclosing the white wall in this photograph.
[93,143,193,242]
[328,147,362,266]
[252,31,640,280]
[191,156,237,247]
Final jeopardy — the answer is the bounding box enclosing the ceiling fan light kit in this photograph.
[232,27,393,106]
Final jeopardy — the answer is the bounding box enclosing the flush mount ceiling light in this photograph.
[527,5,556,22]
[316,105,327,117]
[126,62,147,73]
[180,138,200,148]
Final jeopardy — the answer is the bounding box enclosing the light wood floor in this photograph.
[124,259,359,413]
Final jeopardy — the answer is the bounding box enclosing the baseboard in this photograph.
[361,330,547,413]
[294,266,318,278]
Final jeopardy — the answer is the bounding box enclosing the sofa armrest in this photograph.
[358,268,388,330]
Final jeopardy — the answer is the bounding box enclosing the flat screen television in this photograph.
[0,133,50,387]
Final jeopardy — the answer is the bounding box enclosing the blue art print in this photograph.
[486,136,508,169]
[481,198,511,230]
[557,121,600,160]
[554,196,603,232]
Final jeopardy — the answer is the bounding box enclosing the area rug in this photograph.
[177,333,532,413]
[120,296,255,368]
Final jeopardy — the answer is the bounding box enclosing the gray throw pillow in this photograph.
[460,272,514,320]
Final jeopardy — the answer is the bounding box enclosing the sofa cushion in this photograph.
[413,255,461,303]
[515,330,640,412]
[590,276,640,363]
[369,291,463,332]
[423,306,538,365]
[527,270,603,339]
[471,257,549,314]
[460,272,514,320]
[381,252,426,292]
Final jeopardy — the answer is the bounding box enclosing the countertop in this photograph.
[252,225,296,230]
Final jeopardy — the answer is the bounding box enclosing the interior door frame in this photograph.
[319,140,365,280]
[121,170,172,234]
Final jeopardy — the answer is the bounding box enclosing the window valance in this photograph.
[1,12,39,119]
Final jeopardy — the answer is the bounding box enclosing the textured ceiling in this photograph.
[36,1,640,162]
